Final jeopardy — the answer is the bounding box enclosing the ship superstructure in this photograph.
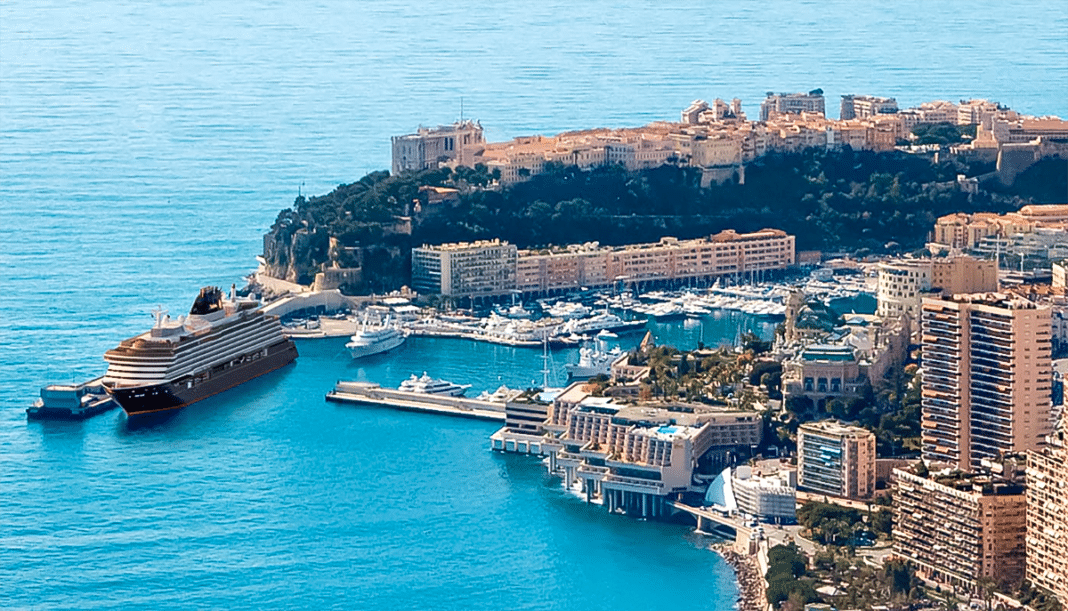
[102,286,298,415]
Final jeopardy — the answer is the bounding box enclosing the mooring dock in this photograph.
[325,381,506,421]
[26,377,118,421]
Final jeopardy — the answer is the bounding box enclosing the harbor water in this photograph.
[2,1,1064,609]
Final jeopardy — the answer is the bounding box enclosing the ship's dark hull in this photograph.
[106,340,298,416]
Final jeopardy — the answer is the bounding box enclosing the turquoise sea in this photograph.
[1,1,1064,609]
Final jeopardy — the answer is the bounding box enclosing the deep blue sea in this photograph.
[1,1,1064,609]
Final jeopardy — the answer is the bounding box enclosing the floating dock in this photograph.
[27,377,118,420]
[326,381,506,421]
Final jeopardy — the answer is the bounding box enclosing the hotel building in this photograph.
[892,464,1027,591]
[1026,422,1068,605]
[921,294,1053,471]
[797,420,876,500]
[542,382,762,518]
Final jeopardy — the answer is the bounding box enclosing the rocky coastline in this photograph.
[714,544,766,611]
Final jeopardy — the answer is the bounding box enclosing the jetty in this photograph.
[27,377,118,420]
[326,381,506,421]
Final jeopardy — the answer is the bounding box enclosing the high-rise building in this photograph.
[893,463,1027,591]
[1026,421,1068,605]
[876,256,998,325]
[797,420,876,500]
[921,294,1053,471]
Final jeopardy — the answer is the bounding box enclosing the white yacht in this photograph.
[346,317,406,359]
[398,372,472,397]
[565,342,624,379]
[561,311,646,336]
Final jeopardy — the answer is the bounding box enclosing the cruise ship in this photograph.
[346,317,406,358]
[398,373,472,397]
[102,286,298,416]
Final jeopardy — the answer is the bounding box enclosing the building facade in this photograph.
[921,294,1053,471]
[391,120,485,175]
[893,466,1027,591]
[732,465,797,523]
[542,383,762,517]
[876,256,998,326]
[416,229,795,298]
[411,239,518,298]
[840,95,898,120]
[1026,422,1068,605]
[797,421,876,500]
[760,91,826,121]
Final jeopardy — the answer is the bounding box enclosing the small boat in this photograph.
[398,372,472,397]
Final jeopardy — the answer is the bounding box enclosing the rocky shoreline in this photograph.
[714,544,766,611]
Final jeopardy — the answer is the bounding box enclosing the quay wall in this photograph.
[327,382,505,421]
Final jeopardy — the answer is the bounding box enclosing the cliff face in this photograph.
[261,226,329,286]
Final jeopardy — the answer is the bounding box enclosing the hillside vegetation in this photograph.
[261,148,1062,292]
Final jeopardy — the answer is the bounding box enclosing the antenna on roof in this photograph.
[460,96,464,123]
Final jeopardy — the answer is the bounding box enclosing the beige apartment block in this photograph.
[893,466,1027,591]
[411,239,517,298]
[1026,423,1068,605]
[797,420,876,500]
[515,229,795,296]
[760,91,826,121]
[921,294,1053,471]
[840,94,898,120]
[413,229,795,298]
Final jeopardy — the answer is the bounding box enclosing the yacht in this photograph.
[398,373,472,397]
[565,342,624,379]
[561,311,647,336]
[346,317,406,358]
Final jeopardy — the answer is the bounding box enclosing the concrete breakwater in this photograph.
[325,381,506,421]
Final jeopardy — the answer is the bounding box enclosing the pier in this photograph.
[325,381,506,421]
[26,377,118,420]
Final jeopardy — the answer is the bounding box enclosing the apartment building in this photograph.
[760,90,826,121]
[797,420,876,500]
[840,95,898,120]
[391,120,485,174]
[1026,422,1068,605]
[876,256,998,326]
[415,229,794,298]
[920,294,1053,471]
[411,239,517,298]
[732,465,797,523]
[893,465,1027,591]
